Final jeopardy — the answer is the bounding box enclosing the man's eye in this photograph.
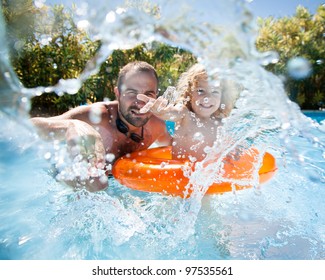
[126,91,137,96]
[145,93,156,98]
[212,90,221,95]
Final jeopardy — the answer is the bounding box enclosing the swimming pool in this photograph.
[1,0,324,260]
[303,111,325,123]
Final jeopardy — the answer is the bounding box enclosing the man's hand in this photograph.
[66,120,105,170]
[63,120,108,191]
[32,113,108,192]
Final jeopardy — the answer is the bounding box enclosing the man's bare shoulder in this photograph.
[56,101,118,120]
[77,101,117,113]
[100,101,118,114]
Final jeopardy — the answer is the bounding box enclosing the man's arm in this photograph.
[31,114,105,163]
[31,108,107,192]
[31,117,83,140]
[31,104,93,138]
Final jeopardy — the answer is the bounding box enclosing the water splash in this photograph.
[0,0,324,259]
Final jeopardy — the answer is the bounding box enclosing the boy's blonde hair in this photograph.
[175,63,238,118]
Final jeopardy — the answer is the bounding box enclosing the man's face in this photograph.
[117,70,158,127]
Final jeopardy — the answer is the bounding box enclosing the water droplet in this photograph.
[116,8,126,15]
[193,132,204,141]
[298,154,305,162]
[39,35,52,46]
[77,20,90,31]
[287,57,312,80]
[89,106,102,124]
[21,97,28,103]
[99,175,108,184]
[281,122,290,129]
[44,152,51,160]
[18,236,31,246]
[106,11,116,23]
[259,51,279,66]
[57,78,81,95]
[105,153,115,162]
[189,156,197,162]
[34,0,45,9]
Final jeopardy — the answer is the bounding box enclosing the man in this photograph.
[31,61,172,192]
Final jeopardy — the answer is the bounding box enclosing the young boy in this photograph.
[138,63,237,161]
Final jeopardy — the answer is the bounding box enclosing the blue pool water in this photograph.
[1,0,324,260]
[304,111,325,123]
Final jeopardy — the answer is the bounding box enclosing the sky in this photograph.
[247,0,323,18]
[45,0,324,18]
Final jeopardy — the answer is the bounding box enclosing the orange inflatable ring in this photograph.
[112,146,277,197]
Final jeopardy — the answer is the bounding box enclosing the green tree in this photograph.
[256,5,325,109]
[1,0,39,52]
[80,42,196,104]
[4,3,196,116]
[9,4,100,116]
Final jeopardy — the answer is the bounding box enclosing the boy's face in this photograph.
[190,79,221,118]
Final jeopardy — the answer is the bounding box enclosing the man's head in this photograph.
[117,61,159,93]
[115,61,159,128]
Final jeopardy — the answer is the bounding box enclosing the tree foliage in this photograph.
[2,2,196,116]
[1,0,40,54]
[3,2,323,114]
[256,5,325,109]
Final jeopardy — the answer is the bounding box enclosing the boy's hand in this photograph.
[137,94,169,115]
